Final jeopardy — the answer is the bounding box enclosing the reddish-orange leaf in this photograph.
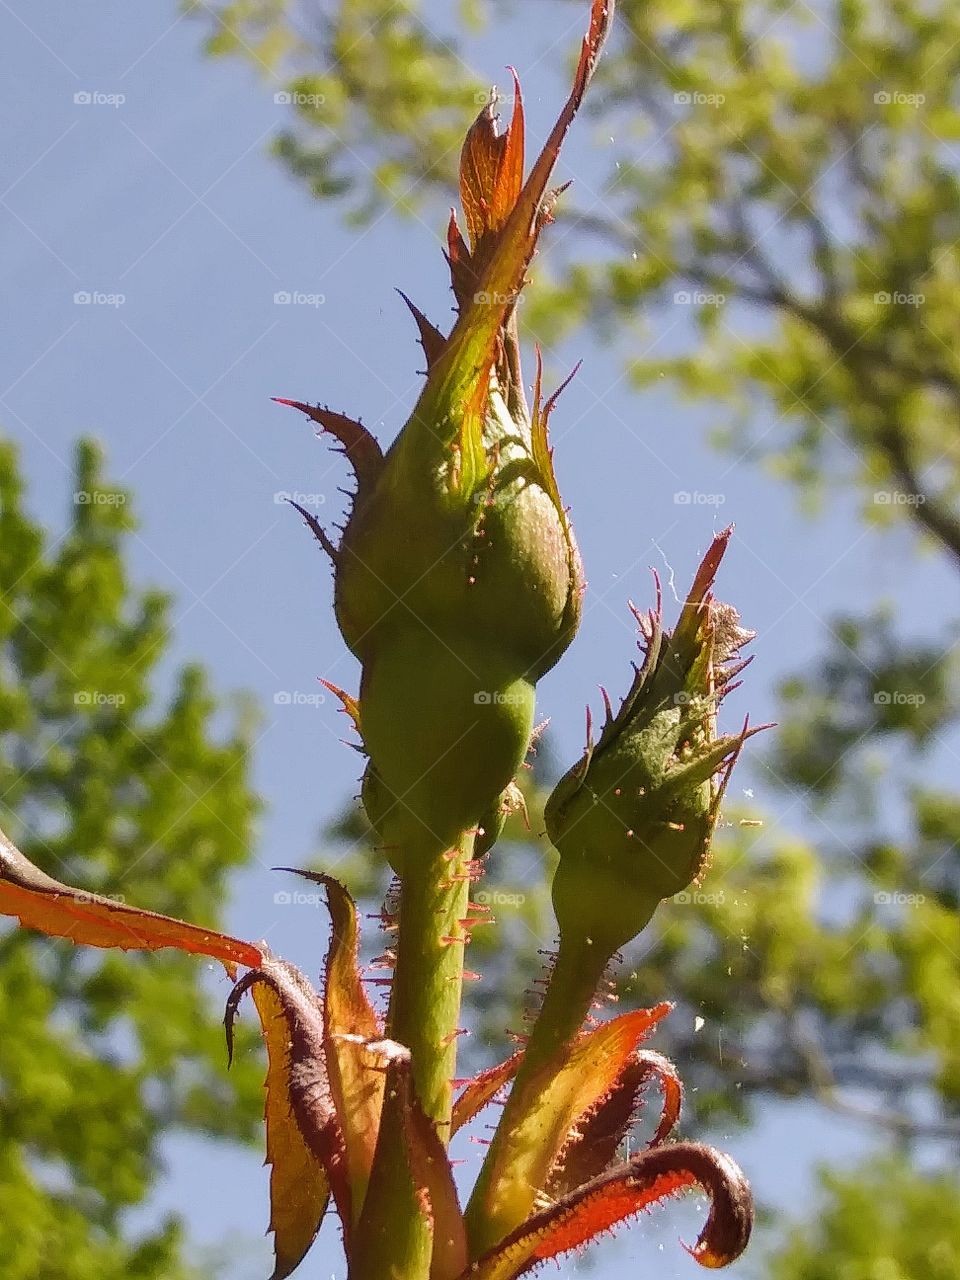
[490,71,525,235]
[545,1048,683,1198]
[225,956,353,1253]
[464,1142,753,1279]
[472,0,612,300]
[459,71,525,254]
[451,1049,523,1136]
[638,1050,683,1148]
[0,826,263,974]
[460,96,503,250]
[281,871,385,1228]
[251,981,330,1280]
[477,1003,672,1236]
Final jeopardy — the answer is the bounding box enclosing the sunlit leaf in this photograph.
[545,1048,683,1198]
[249,981,330,1280]
[225,956,352,1240]
[459,69,524,253]
[0,826,262,974]
[281,870,386,1225]
[474,1003,672,1239]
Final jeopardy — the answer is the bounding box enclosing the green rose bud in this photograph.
[545,529,759,956]
[332,107,584,689]
[277,52,609,857]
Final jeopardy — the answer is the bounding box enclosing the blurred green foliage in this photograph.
[0,439,264,1279]
[769,1157,960,1280]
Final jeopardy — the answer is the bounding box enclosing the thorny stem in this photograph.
[387,831,476,1125]
[351,826,475,1280]
[464,930,612,1254]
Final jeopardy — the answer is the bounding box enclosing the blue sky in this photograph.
[1,3,955,1277]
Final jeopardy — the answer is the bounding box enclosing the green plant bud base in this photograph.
[359,626,535,873]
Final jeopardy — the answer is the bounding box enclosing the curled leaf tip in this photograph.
[468,1138,751,1278]
[678,1146,754,1268]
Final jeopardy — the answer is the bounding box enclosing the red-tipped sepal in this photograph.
[273,398,383,492]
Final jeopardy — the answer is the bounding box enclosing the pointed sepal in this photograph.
[397,289,448,370]
[273,398,384,491]
[452,1049,524,1135]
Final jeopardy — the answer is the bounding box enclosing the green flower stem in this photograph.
[464,930,613,1253]
[351,826,475,1280]
[389,830,475,1124]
